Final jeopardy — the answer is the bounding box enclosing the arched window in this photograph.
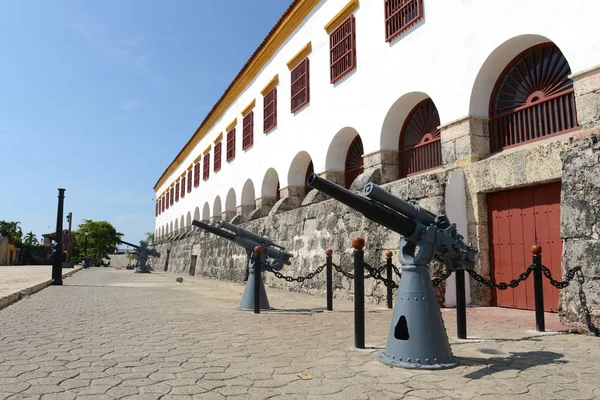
[399,98,441,178]
[304,160,314,196]
[489,43,578,152]
[344,136,364,189]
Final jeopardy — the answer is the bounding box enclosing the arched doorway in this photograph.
[398,98,441,178]
[344,136,364,189]
[489,43,578,152]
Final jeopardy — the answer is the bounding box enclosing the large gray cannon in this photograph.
[307,173,477,369]
[192,219,293,310]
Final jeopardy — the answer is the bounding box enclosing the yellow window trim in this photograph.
[260,75,279,95]
[286,42,312,70]
[324,0,359,34]
[214,132,223,144]
[203,145,212,155]
[194,155,201,163]
[226,118,237,132]
[241,99,256,116]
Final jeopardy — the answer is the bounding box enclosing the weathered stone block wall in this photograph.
[150,172,449,306]
[558,130,600,331]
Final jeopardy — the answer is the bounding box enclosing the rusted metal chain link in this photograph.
[466,264,536,289]
[431,271,453,288]
[331,263,385,280]
[263,263,326,283]
[541,265,580,289]
[575,269,600,337]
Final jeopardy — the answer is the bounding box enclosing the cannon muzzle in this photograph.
[306,173,416,237]
[192,220,236,241]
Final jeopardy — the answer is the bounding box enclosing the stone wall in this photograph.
[558,130,600,331]
[150,171,449,306]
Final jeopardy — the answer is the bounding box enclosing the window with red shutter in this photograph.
[226,128,236,161]
[166,194,169,210]
[291,58,310,112]
[170,188,174,206]
[162,195,165,212]
[263,87,277,133]
[242,112,254,150]
[194,163,200,187]
[203,154,210,180]
[330,15,356,84]
[181,176,186,198]
[187,170,193,192]
[175,182,180,202]
[155,202,158,217]
[384,0,423,42]
[214,142,222,172]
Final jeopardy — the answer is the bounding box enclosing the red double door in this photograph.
[487,182,562,312]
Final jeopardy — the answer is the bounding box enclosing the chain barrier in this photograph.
[330,263,386,280]
[541,265,580,289]
[575,269,600,337]
[466,264,536,290]
[363,263,399,289]
[263,262,327,283]
[431,271,454,288]
[392,264,402,279]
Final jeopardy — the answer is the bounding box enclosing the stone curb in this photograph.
[0,267,84,311]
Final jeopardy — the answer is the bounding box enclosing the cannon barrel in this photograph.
[217,220,275,247]
[120,240,140,249]
[363,182,437,226]
[306,173,416,236]
[192,220,236,241]
[119,240,160,257]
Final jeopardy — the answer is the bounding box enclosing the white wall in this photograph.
[155,0,600,233]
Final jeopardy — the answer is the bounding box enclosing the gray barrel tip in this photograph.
[306,172,317,186]
[363,182,374,195]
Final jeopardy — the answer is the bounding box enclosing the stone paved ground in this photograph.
[1,268,599,400]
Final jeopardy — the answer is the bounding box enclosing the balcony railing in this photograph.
[399,139,441,178]
[490,90,578,152]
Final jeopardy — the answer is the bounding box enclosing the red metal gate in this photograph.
[487,182,562,312]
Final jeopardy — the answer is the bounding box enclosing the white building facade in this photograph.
[152,0,600,315]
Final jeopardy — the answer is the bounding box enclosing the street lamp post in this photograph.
[51,188,66,285]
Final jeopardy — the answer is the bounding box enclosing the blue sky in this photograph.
[0,0,292,244]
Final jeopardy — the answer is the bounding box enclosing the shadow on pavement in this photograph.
[460,350,566,379]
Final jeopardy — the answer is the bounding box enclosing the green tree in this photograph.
[74,220,123,263]
[145,232,154,245]
[23,231,39,246]
[0,221,23,245]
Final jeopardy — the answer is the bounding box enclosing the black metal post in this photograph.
[253,246,262,314]
[326,249,333,311]
[532,245,545,332]
[51,188,66,285]
[386,250,393,309]
[456,269,467,339]
[353,238,365,349]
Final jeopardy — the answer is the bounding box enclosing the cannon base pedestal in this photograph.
[240,270,271,311]
[378,263,458,370]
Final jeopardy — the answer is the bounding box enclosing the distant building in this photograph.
[0,235,20,265]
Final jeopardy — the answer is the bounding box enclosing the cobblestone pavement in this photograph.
[1,268,599,400]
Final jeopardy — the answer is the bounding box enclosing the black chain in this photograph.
[541,265,580,289]
[392,264,402,279]
[264,263,326,283]
[575,269,600,337]
[332,262,356,279]
[431,271,453,288]
[363,263,399,289]
[466,264,536,289]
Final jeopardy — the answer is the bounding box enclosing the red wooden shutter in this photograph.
[180,176,186,198]
[194,163,200,187]
[263,87,277,133]
[214,142,222,172]
[384,0,423,42]
[175,182,180,202]
[203,153,210,180]
[242,112,254,150]
[227,128,236,161]
[291,58,310,112]
[330,15,356,83]
[187,170,193,192]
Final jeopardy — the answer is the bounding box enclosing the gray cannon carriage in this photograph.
[307,173,478,370]
[120,240,160,274]
[191,219,293,311]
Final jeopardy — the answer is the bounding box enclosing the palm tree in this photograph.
[23,231,39,246]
